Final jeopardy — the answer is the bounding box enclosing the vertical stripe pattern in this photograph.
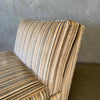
[49,92,61,100]
[61,25,85,100]
[14,19,83,96]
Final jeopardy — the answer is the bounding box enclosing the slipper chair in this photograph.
[0,19,85,100]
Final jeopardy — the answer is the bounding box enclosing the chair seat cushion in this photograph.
[0,51,48,100]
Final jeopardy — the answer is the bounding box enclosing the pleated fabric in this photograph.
[14,19,82,96]
[0,51,48,100]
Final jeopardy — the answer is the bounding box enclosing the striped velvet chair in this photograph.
[0,19,85,100]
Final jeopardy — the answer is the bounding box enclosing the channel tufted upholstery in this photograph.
[0,19,84,100]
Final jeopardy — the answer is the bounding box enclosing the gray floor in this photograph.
[69,63,100,100]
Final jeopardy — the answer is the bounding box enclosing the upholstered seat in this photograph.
[0,51,48,100]
[0,19,84,100]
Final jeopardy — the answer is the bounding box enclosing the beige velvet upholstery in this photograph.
[0,19,84,100]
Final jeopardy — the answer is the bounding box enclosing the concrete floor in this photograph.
[69,63,100,100]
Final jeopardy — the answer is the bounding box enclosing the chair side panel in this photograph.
[61,25,85,100]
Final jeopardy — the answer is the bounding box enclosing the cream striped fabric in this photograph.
[49,92,61,100]
[14,19,82,96]
[0,51,48,100]
[61,25,84,100]
[0,19,84,100]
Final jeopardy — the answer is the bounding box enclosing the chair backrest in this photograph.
[14,19,84,98]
